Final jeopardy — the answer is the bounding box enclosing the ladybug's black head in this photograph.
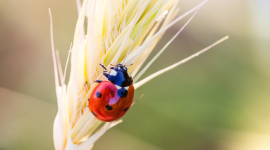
[114,64,128,72]
[107,64,133,87]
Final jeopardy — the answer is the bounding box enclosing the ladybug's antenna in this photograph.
[110,64,117,66]
[121,3,154,65]
[124,64,133,67]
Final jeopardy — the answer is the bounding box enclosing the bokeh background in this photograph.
[1,0,270,150]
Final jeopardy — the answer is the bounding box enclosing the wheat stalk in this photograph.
[49,0,228,149]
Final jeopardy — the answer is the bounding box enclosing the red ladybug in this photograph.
[88,64,134,122]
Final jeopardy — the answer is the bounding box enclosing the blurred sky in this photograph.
[0,0,270,150]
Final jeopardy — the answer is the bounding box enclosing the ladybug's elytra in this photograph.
[88,63,134,122]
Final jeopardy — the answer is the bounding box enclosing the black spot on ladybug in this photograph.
[88,98,90,101]
[117,88,128,98]
[106,105,113,110]
[124,107,129,111]
[91,111,97,116]
[96,92,102,98]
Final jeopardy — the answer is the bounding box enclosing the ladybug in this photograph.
[88,63,134,122]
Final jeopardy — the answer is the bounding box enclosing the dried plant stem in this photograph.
[134,5,203,82]
[134,36,229,89]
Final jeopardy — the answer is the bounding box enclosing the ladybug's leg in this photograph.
[99,64,107,70]
[87,98,89,107]
[94,80,103,83]
[103,72,109,78]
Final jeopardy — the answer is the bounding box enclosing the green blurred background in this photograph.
[1,0,270,149]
